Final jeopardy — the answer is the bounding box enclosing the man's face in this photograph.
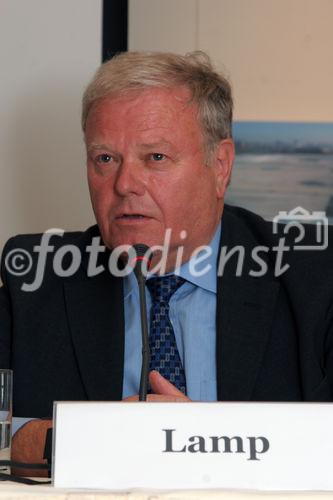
[85,86,233,268]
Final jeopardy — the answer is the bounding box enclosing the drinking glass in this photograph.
[0,370,13,474]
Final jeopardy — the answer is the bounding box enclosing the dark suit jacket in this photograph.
[1,205,332,417]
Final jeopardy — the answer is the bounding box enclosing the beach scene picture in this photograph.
[226,122,333,225]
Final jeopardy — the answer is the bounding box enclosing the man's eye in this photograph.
[150,153,166,161]
[96,153,112,163]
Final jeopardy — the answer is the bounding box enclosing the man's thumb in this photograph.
[149,370,184,396]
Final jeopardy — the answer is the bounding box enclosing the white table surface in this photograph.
[1,482,333,500]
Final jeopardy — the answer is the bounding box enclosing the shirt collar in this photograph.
[175,223,221,294]
[124,222,221,298]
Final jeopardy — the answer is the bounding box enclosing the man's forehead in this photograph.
[85,86,201,142]
[89,86,195,120]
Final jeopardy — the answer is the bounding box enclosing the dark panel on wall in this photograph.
[102,0,128,62]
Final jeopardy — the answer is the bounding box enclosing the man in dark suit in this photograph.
[1,51,332,471]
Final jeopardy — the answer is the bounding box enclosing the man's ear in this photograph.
[214,139,235,198]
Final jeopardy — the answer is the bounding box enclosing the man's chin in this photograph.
[103,233,162,252]
[110,239,163,252]
[100,230,189,274]
[102,222,163,251]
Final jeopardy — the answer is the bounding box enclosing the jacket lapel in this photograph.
[63,227,125,401]
[216,208,280,400]
[216,275,280,400]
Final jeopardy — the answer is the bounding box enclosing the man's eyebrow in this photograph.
[87,143,113,151]
[86,141,175,152]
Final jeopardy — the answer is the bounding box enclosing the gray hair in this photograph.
[82,51,233,156]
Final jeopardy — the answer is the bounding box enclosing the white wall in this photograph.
[129,0,333,122]
[0,0,101,253]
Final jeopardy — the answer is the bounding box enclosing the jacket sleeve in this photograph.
[0,238,14,368]
[325,303,333,396]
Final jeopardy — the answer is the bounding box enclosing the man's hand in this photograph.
[123,370,190,402]
[11,419,52,477]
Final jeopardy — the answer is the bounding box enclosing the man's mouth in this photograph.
[117,214,146,219]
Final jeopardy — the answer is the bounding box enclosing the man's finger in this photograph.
[123,394,187,402]
[147,394,188,402]
[149,370,189,398]
[122,395,139,402]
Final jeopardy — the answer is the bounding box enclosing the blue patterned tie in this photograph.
[146,275,187,394]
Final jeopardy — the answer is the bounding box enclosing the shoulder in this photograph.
[1,225,100,255]
[0,225,101,290]
[223,203,333,255]
[222,203,333,280]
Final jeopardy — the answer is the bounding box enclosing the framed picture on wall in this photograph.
[226,121,333,225]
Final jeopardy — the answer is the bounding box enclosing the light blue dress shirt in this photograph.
[122,225,221,401]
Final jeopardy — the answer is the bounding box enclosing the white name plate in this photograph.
[53,402,333,491]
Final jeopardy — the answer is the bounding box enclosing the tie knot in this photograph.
[146,275,185,304]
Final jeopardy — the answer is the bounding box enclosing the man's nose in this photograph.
[113,159,146,197]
